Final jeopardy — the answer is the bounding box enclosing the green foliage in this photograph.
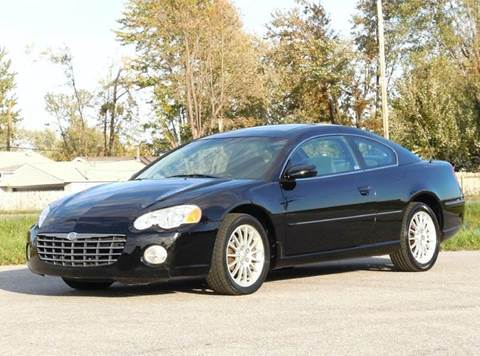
[17,128,63,160]
[42,47,99,159]
[353,0,405,78]
[117,0,263,148]
[40,48,140,159]
[351,0,408,124]
[264,1,352,124]
[97,66,138,156]
[44,91,103,159]
[0,214,36,265]
[388,0,480,169]
[443,201,480,251]
[392,56,479,168]
[0,47,20,149]
[7,0,480,166]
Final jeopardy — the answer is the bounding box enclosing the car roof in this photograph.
[206,124,337,140]
[204,124,420,165]
[205,124,389,141]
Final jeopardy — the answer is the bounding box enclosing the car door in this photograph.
[281,135,376,256]
[347,135,404,244]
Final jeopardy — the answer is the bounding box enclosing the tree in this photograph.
[117,0,263,148]
[264,0,352,124]
[44,92,104,159]
[43,47,102,159]
[392,56,478,169]
[366,0,480,168]
[428,0,480,109]
[97,65,138,156]
[0,47,20,151]
[340,50,380,130]
[351,0,418,125]
[349,0,480,168]
[17,128,63,160]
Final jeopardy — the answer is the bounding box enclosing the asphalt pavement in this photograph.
[1,251,479,355]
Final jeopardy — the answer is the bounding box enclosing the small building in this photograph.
[0,154,147,193]
[0,151,53,183]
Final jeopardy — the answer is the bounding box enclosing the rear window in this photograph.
[350,137,397,168]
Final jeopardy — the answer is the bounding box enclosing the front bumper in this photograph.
[27,224,218,284]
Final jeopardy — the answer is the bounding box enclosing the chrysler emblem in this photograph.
[66,232,78,241]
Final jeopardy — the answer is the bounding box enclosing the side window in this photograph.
[350,137,397,168]
[289,136,360,177]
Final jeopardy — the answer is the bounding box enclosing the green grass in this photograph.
[443,201,480,251]
[0,202,479,265]
[0,214,36,265]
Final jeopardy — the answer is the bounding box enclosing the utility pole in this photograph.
[377,0,389,139]
[6,100,12,151]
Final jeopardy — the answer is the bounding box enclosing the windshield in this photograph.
[137,137,288,180]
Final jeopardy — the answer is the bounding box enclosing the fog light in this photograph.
[143,245,167,265]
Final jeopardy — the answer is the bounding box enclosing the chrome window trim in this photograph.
[278,133,399,181]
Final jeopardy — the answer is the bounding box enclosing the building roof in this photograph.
[0,159,146,189]
[0,151,53,171]
[72,156,140,163]
[73,156,156,166]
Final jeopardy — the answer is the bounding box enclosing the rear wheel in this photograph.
[207,213,270,295]
[62,278,113,290]
[390,202,440,271]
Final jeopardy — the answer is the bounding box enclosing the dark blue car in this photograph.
[27,124,465,295]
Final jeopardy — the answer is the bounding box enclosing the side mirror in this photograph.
[283,164,317,181]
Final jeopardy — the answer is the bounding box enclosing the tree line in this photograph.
[0,0,478,170]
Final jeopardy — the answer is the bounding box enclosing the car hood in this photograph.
[41,178,238,233]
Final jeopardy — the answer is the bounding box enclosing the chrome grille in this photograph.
[36,233,126,267]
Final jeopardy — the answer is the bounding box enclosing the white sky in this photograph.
[0,0,356,130]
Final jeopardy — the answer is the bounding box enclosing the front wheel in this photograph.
[207,213,270,295]
[62,278,113,290]
[390,202,440,271]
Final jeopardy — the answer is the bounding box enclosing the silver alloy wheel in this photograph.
[408,211,437,264]
[226,224,265,288]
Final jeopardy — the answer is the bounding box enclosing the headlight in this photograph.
[133,205,202,230]
[38,205,51,228]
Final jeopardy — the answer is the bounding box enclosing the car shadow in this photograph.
[268,256,394,282]
[0,257,394,298]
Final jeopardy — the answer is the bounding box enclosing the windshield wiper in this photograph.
[167,174,220,179]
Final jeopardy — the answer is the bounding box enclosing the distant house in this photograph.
[0,151,53,182]
[0,153,147,192]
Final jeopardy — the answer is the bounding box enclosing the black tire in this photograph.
[390,202,440,272]
[62,278,113,290]
[207,213,270,295]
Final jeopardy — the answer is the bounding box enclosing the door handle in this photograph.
[358,186,372,196]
